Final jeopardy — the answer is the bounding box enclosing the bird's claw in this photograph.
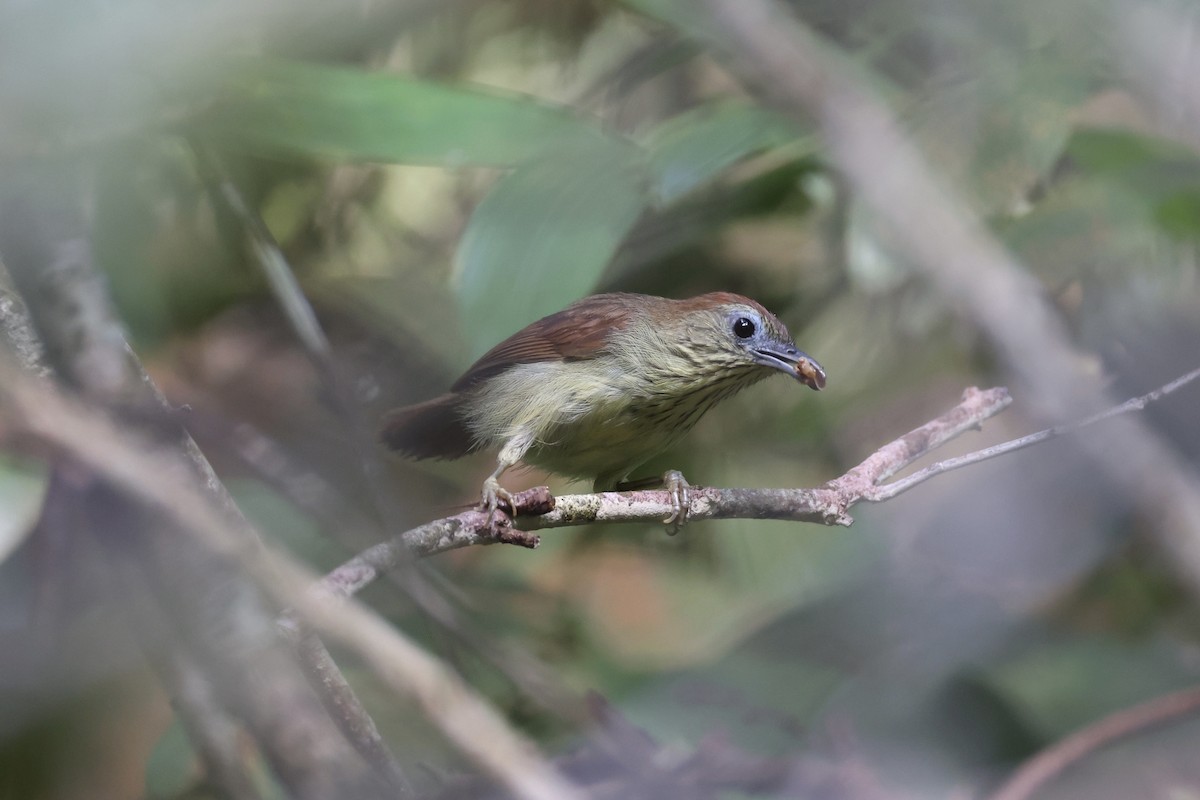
[481,476,515,527]
[662,469,691,535]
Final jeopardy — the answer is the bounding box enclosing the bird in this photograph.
[380,291,825,526]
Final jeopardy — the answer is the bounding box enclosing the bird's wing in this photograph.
[451,293,642,391]
[379,393,474,459]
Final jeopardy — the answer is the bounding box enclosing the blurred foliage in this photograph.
[3,0,1200,798]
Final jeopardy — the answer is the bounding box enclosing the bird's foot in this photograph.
[481,476,515,526]
[613,471,694,534]
[661,469,692,535]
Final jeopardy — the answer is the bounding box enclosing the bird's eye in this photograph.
[732,317,756,339]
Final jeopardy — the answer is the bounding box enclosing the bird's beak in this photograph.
[752,342,826,390]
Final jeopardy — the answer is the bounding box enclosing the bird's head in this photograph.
[670,293,826,391]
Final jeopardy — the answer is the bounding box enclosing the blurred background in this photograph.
[3,0,1200,798]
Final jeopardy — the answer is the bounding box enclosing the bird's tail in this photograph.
[379,393,475,460]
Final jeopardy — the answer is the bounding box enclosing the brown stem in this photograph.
[988,685,1200,800]
[0,357,587,800]
[309,364,1197,607]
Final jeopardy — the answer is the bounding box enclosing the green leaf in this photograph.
[980,636,1197,741]
[1153,190,1200,239]
[455,141,649,358]
[202,60,615,167]
[623,0,724,42]
[0,457,48,566]
[643,104,808,203]
[1065,127,1200,241]
[1067,129,1200,201]
[1066,128,1197,175]
[145,720,196,799]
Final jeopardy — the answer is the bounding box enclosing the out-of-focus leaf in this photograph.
[642,104,808,203]
[1065,128,1200,241]
[145,720,195,799]
[979,636,1199,741]
[202,60,615,167]
[0,458,48,565]
[93,142,252,347]
[229,479,343,571]
[621,651,838,753]
[1067,128,1200,192]
[148,716,283,800]
[455,141,648,357]
[1153,191,1200,240]
[1067,128,1198,174]
[622,0,722,41]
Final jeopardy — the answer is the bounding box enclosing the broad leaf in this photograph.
[455,141,648,358]
[643,104,808,204]
[202,60,614,167]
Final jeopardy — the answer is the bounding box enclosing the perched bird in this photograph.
[381,292,825,524]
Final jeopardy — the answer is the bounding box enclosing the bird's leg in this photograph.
[611,469,693,535]
[660,470,692,534]
[480,468,513,523]
[481,429,534,523]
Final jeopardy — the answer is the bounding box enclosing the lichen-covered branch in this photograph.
[308,386,1010,608]
[314,360,1199,607]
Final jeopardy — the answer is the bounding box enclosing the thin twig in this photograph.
[194,145,425,793]
[293,633,416,797]
[316,363,1199,607]
[529,386,1011,529]
[868,365,1200,501]
[194,144,409,535]
[308,387,1010,605]
[103,545,263,800]
[988,685,1200,800]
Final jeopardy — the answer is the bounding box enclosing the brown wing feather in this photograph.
[381,293,646,459]
[450,293,645,391]
[379,393,475,460]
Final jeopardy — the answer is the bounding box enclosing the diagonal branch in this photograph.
[869,365,1200,502]
[304,385,1009,608]
[988,684,1200,800]
[0,172,381,799]
[679,0,1200,601]
[314,363,1200,606]
[0,353,587,800]
[193,145,419,796]
[527,386,1011,530]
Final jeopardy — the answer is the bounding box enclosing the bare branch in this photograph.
[312,359,1199,611]
[988,685,1200,800]
[162,652,264,800]
[194,144,408,535]
[0,259,51,378]
[293,632,416,798]
[307,386,1009,610]
[0,177,391,799]
[1120,4,1200,151]
[0,355,586,800]
[114,560,263,800]
[869,366,1200,502]
[685,0,1200,601]
[194,146,438,791]
[529,386,1010,529]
